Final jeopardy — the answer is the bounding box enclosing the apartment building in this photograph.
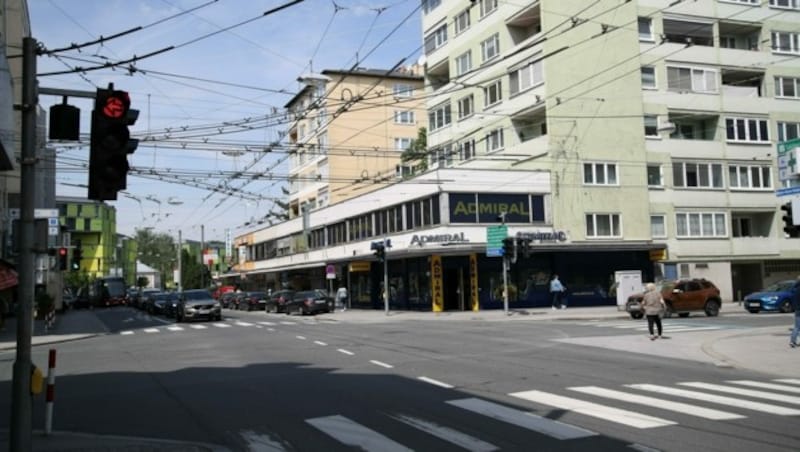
[58,197,118,279]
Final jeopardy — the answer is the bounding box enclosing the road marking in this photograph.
[143,328,159,333]
[189,325,207,330]
[337,349,354,356]
[255,325,263,329]
[235,321,254,327]
[370,360,393,369]
[418,376,454,389]
[447,398,596,440]
[391,414,498,452]
[213,323,231,328]
[267,328,275,332]
[120,331,134,335]
[678,382,800,405]
[280,321,296,325]
[296,335,306,340]
[727,380,800,394]
[775,379,800,385]
[167,326,183,331]
[306,415,412,452]
[569,386,743,420]
[509,390,675,429]
[257,321,276,326]
[627,384,800,415]
[656,326,721,333]
[314,341,328,346]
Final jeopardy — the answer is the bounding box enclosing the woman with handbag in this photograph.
[640,283,666,340]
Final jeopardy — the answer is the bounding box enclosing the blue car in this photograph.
[744,280,799,314]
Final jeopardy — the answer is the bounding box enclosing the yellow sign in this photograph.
[431,255,443,312]
[469,254,479,311]
[349,261,371,272]
[649,249,667,261]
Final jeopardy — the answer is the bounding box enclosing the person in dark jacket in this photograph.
[790,277,800,348]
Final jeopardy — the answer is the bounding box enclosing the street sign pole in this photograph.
[502,255,509,316]
[383,237,389,315]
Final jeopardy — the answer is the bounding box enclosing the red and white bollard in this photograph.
[45,348,56,435]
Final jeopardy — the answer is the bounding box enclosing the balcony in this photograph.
[506,2,541,46]
[663,18,713,47]
[719,21,761,51]
[667,113,720,141]
[426,58,450,91]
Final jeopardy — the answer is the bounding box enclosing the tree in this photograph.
[180,248,209,290]
[136,276,149,288]
[134,229,177,289]
[400,127,428,176]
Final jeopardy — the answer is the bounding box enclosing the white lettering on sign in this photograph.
[410,232,469,246]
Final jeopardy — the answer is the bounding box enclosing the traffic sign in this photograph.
[325,264,336,279]
[486,225,507,257]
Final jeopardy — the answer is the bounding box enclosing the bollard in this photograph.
[45,348,56,435]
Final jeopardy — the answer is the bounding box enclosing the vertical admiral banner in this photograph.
[469,254,479,311]
[431,255,443,312]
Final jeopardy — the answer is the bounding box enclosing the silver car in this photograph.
[175,289,222,322]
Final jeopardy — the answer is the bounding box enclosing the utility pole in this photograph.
[383,236,389,315]
[10,36,38,452]
[200,224,205,288]
[177,230,182,291]
[498,212,509,316]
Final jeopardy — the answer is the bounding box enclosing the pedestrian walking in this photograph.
[336,286,348,312]
[790,277,800,348]
[641,282,666,340]
[550,274,566,310]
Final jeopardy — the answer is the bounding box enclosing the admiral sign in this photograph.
[410,232,469,246]
[516,230,568,242]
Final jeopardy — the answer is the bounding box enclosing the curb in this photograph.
[0,333,103,351]
[0,429,232,452]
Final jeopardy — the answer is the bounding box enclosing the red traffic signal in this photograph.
[58,247,68,271]
[58,247,67,256]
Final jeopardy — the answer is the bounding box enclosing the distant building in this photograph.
[57,197,118,278]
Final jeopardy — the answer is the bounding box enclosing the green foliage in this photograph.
[135,229,177,289]
[136,276,149,288]
[180,248,210,290]
[64,271,91,293]
[400,127,428,175]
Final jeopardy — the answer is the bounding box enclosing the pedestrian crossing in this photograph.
[291,377,799,451]
[117,318,308,336]
[574,320,740,334]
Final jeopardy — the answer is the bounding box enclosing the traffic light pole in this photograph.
[10,36,38,452]
[383,237,389,316]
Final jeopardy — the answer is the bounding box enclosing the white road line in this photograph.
[509,390,675,429]
[255,325,263,329]
[189,325,207,330]
[213,323,231,328]
[337,349,354,356]
[296,335,306,340]
[280,321,296,325]
[447,398,596,440]
[120,331,134,335]
[727,380,800,394]
[370,360,393,369]
[656,326,721,333]
[569,386,744,420]
[267,328,275,332]
[235,321,254,327]
[314,341,328,346]
[418,376,454,389]
[143,328,159,333]
[391,414,498,452]
[167,326,183,331]
[257,321,276,326]
[306,415,412,452]
[627,384,800,415]
[775,379,800,385]
[678,382,800,405]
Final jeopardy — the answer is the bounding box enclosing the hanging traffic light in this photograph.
[71,239,82,271]
[88,85,139,201]
[502,237,515,257]
[781,202,799,238]
[371,241,385,262]
[58,247,68,271]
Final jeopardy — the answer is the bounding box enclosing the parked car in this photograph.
[286,289,333,316]
[237,291,267,311]
[175,289,222,322]
[219,292,238,309]
[744,280,799,314]
[626,279,722,319]
[72,286,91,309]
[152,292,180,317]
[265,290,295,313]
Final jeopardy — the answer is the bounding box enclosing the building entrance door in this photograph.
[443,256,470,311]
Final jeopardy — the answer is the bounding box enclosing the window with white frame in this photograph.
[422,0,441,15]
[484,80,502,107]
[673,162,724,188]
[723,0,758,4]
[429,144,454,167]
[393,84,413,98]
[676,212,727,237]
[725,117,769,142]
[728,165,772,189]
[775,76,800,98]
[583,162,618,185]
[777,121,800,141]
[647,164,663,187]
[509,59,543,96]
[641,66,656,89]
[771,31,800,54]
[424,24,448,54]
[394,137,412,151]
[394,110,415,125]
[667,66,718,93]
[454,9,470,35]
[650,215,667,238]
[638,17,654,41]
[479,0,498,18]
[455,51,472,76]
[457,94,474,119]
[458,139,476,161]
[485,128,504,152]
[770,0,800,9]
[586,213,621,238]
[481,33,500,62]
[644,115,659,137]
[428,102,451,131]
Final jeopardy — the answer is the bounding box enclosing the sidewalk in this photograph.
[0,430,230,451]
[0,308,109,351]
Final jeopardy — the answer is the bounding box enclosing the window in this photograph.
[676,212,727,238]
[641,66,656,89]
[770,0,800,9]
[651,215,667,238]
[725,117,769,142]
[424,24,448,54]
[422,0,441,15]
[777,121,800,141]
[647,164,663,187]
[775,76,800,98]
[486,129,504,152]
[644,115,659,137]
[457,94,474,119]
[428,102,451,131]
[728,165,772,189]
[583,162,618,185]
[484,80,502,107]
[455,51,472,76]
[394,110,415,124]
[667,66,718,93]
[458,139,476,161]
[481,33,500,62]
[771,31,800,54]
[673,162,724,188]
[454,9,470,35]
[731,217,752,237]
[509,60,543,96]
[394,137,412,150]
[479,0,498,18]
[722,0,758,4]
[393,84,413,98]
[586,213,621,238]
[638,17,654,41]
[430,144,453,167]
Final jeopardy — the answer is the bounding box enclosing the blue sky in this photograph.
[30,0,422,243]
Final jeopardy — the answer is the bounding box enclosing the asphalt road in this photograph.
[1,307,797,451]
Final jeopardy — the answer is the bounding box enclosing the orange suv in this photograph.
[626,279,722,319]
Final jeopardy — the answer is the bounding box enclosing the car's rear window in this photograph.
[183,290,213,300]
